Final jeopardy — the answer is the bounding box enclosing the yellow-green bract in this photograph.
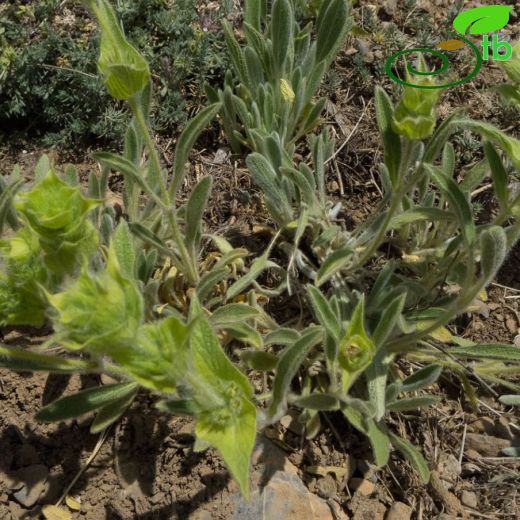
[48,246,143,354]
[86,0,150,99]
[14,169,100,272]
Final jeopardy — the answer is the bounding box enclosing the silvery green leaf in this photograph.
[316,0,350,63]
[210,304,260,326]
[271,0,294,76]
[375,86,401,185]
[315,245,354,287]
[450,343,520,361]
[480,226,507,286]
[243,22,268,69]
[223,20,249,85]
[186,176,212,255]
[441,142,456,178]
[155,398,203,416]
[366,419,390,466]
[307,285,341,340]
[303,60,327,107]
[128,222,174,258]
[36,382,138,422]
[244,47,265,89]
[401,364,443,393]
[220,322,263,348]
[484,142,509,211]
[0,345,96,374]
[196,267,229,302]
[293,393,340,411]
[427,164,476,246]
[246,153,292,224]
[171,103,221,199]
[241,350,278,371]
[502,447,520,457]
[63,164,80,187]
[35,154,51,182]
[244,0,264,31]
[389,433,430,483]
[227,254,278,299]
[390,207,455,228]
[264,328,301,345]
[499,395,520,406]
[387,396,440,412]
[113,220,136,279]
[373,292,406,346]
[267,326,322,421]
[90,388,138,433]
[459,159,489,192]
[366,349,393,421]
[456,119,520,170]
[93,152,159,204]
[0,175,22,233]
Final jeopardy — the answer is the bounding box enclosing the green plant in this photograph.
[499,38,520,106]
[0,0,227,148]
[1,0,520,504]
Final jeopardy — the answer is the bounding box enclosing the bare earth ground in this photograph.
[1,0,520,518]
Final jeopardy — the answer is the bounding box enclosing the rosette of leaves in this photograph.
[15,169,100,273]
[207,0,350,226]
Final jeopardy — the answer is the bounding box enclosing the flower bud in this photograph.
[87,0,150,99]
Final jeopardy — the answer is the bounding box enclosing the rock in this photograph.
[436,453,460,483]
[316,474,337,499]
[466,433,511,456]
[150,491,165,505]
[11,464,48,507]
[233,471,336,519]
[233,436,347,519]
[386,501,412,520]
[351,498,386,520]
[506,317,518,334]
[190,511,213,520]
[348,478,375,496]
[363,52,375,64]
[460,490,478,508]
[280,412,305,435]
[461,462,481,476]
[379,0,397,18]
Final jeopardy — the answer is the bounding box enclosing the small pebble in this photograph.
[348,477,375,496]
[386,501,412,520]
[460,490,478,508]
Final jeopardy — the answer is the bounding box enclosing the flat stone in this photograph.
[436,453,460,483]
[460,490,478,508]
[386,501,412,520]
[348,478,375,496]
[233,436,346,520]
[233,470,335,519]
[466,433,511,456]
[351,498,386,520]
[12,464,48,507]
[316,474,337,499]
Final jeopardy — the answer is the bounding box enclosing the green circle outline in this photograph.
[385,35,483,89]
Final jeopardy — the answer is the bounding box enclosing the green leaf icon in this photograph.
[453,5,513,35]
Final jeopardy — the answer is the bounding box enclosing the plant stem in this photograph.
[353,140,414,268]
[129,95,199,285]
